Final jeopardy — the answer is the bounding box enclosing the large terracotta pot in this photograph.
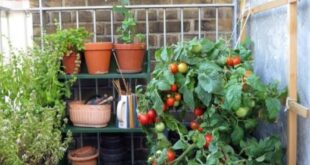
[114,43,145,73]
[63,52,80,74]
[84,42,113,74]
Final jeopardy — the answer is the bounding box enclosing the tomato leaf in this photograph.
[225,84,242,110]
[163,70,175,85]
[157,81,170,91]
[231,125,244,145]
[172,140,188,150]
[180,86,195,110]
[198,72,224,95]
[196,133,205,148]
[265,97,281,121]
[194,86,212,106]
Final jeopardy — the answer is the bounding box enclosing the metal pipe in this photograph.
[39,0,44,48]
[78,79,82,101]
[8,4,235,11]
[216,8,219,41]
[24,11,28,47]
[233,0,238,45]
[92,10,96,42]
[198,8,201,39]
[180,8,184,42]
[75,10,79,28]
[110,10,114,42]
[95,79,98,95]
[146,9,149,49]
[58,11,62,30]
[163,8,166,48]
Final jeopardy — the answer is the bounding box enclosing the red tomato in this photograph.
[204,134,213,148]
[232,56,241,66]
[166,98,175,107]
[194,107,204,117]
[138,113,150,126]
[167,149,175,162]
[174,93,182,101]
[169,63,178,74]
[226,57,234,66]
[171,84,178,92]
[190,121,199,130]
[198,127,203,132]
[147,109,157,123]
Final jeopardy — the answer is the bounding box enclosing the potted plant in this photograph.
[84,42,113,74]
[137,38,285,164]
[113,2,146,73]
[44,27,89,74]
[0,43,75,164]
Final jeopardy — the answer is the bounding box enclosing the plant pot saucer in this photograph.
[116,68,142,73]
[88,71,109,75]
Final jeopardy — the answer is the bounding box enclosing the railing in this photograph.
[0,1,238,52]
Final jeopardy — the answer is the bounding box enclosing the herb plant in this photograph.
[137,38,285,164]
[113,0,145,43]
[0,41,76,164]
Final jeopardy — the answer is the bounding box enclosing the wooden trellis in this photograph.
[239,0,309,165]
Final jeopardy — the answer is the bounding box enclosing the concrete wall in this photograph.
[247,0,310,164]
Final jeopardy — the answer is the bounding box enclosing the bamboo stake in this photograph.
[240,0,247,42]
[287,0,297,164]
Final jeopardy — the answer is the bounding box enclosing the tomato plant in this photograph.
[147,109,157,123]
[170,84,178,92]
[166,149,175,162]
[137,38,285,164]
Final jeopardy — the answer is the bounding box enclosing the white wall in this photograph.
[247,0,310,164]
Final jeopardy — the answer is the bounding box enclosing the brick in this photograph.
[148,35,159,47]
[30,0,38,7]
[79,11,93,22]
[64,0,86,6]
[32,25,40,37]
[218,18,232,32]
[32,13,49,25]
[183,8,198,19]
[195,19,216,31]
[218,32,232,41]
[158,9,178,20]
[183,33,199,41]
[213,0,232,3]
[96,23,105,35]
[159,34,179,47]
[49,12,72,24]
[159,21,190,33]
[96,36,112,42]
[103,22,121,35]
[62,23,76,29]
[219,7,232,19]
[45,24,57,34]
[204,32,216,41]
[203,8,216,19]
[172,0,212,4]
[88,0,119,6]
[43,0,62,7]
[130,0,172,4]
[114,13,125,22]
[96,10,111,22]
[136,10,157,21]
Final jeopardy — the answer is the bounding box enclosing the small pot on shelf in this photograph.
[63,52,81,74]
[84,42,113,74]
[113,43,145,73]
[68,146,99,165]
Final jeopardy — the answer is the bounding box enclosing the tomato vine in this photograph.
[137,38,285,165]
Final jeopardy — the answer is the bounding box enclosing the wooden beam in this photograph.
[240,0,247,42]
[287,0,297,164]
[242,0,297,18]
[288,101,310,118]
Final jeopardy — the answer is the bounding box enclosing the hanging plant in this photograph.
[137,38,286,164]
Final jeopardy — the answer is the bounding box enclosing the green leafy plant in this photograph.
[137,38,285,164]
[113,0,145,43]
[0,39,76,164]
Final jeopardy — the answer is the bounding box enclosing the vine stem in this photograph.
[169,144,196,165]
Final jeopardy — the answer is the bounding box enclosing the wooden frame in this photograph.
[239,0,309,165]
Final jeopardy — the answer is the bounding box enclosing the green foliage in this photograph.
[137,38,285,164]
[113,2,145,43]
[0,37,76,164]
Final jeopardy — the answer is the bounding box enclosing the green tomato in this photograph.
[155,122,165,132]
[155,150,162,157]
[235,107,249,118]
[173,101,180,107]
[191,44,202,53]
[249,100,256,108]
[177,63,188,73]
[216,56,227,66]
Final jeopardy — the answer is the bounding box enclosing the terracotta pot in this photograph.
[84,42,113,74]
[68,146,99,165]
[63,52,80,74]
[114,43,145,73]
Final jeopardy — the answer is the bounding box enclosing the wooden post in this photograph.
[287,0,297,164]
[240,0,247,42]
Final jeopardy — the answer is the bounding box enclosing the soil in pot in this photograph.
[63,52,81,74]
[84,42,113,74]
[114,43,145,73]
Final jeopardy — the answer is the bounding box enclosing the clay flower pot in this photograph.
[84,42,113,74]
[63,52,80,74]
[114,43,145,73]
[68,146,99,165]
